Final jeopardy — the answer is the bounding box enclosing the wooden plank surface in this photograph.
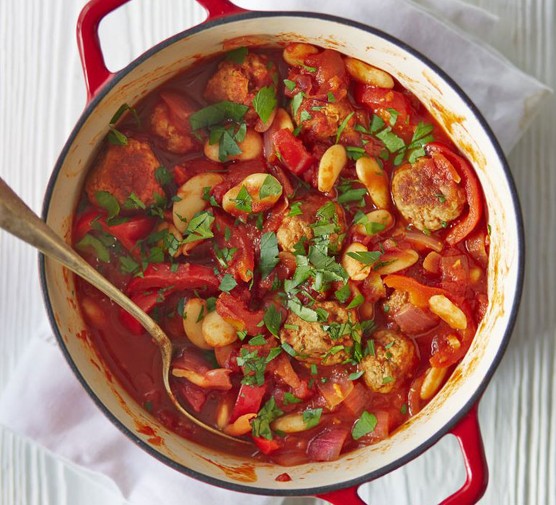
[0,1,554,504]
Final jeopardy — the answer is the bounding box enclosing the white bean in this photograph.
[216,397,233,429]
[81,297,104,327]
[344,56,395,88]
[429,294,468,330]
[353,209,394,236]
[272,108,294,132]
[222,173,283,217]
[156,222,183,258]
[204,128,263,162]
[356,156,390,209]
[420,367,448,400]
[201,310,238,347]
[182,298,212,350]
[342,242,372,281]
[374,249,419,275]
[172,173,223,233]
[272,412,320,433]
[283,43,319,67]
[318,144,347,193]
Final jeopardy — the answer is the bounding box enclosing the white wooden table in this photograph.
[1,1,554,504]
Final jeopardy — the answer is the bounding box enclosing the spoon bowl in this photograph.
[0,176,245,445]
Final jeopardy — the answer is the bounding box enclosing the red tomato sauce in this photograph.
[73,44,489,466]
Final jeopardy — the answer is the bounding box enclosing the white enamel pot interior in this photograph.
[40,10,524,497]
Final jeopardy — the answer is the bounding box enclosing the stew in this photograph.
[74,43,489,466]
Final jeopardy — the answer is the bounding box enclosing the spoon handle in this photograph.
[0,176,168,348]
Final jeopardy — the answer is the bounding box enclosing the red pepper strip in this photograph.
[426,142,483,245]
[383,274,450,308]
[214,212,255,283]
[119,290,171,335]
[74,209,155,252]
[107,216,156,252]
[272,128,314,175]
[74,208,104,241]
[216,292,265,335]
[126,263,220,296]
[229,383,267,423]
[252,436,283,455]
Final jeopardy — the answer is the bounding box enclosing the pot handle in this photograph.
[77,0,247,101]
[196,0,247,21]
[77,0,131,101]
[317,404,488,505]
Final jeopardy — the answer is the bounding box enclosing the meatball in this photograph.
[361,329,417,393]
[277,214,313,253]
[276,195,347,253]
[203,53,278,125]
[392,157,466,232]
[280,301,357,365]
[86,138,163,208]
[295,98,356,144]
[150,93,200,154]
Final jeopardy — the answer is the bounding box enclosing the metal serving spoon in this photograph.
[0,176,246,444]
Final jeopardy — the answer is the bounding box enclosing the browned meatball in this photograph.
[361,329,417,393]
[280,301,357,365]
[294,98,356,144]
[276,195,347,253]
[276,214,313,253]
[85,138,163,208]
[150,93,200,154]
[392,157,466,232]
[204,53,278,125]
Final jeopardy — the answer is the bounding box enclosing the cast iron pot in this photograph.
[40,0,524,503]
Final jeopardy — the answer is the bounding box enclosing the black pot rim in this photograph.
[40,9,525,497]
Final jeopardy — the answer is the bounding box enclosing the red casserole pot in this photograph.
[39,0,524,503]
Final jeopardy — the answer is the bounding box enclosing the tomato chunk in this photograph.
[272,129,314,175]
[126,263,220,295]
[230,384,267,423]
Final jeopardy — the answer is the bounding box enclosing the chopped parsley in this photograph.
[346,250,381,265]
[76,234,110,263]
[106,103,139,145]
[225,46,248,63]
[259,175,282,200]
[219,274,237,293]
[189,101,249,130]
[336,111,355,143]
[155,166,172,187]
[346,293,365,309]
[291,92,304,118]
[232,185,253,213]
[182,210,215,243]
[251,397,284,440]
[284,79,296,91]
[263,304,282,337]
[94,191,120,222]
[352,411,378,440]
[303,408,322,429]
[288,201,303,216]
[283,392,301,405]
[258,232,280,277]
[334,283,351,304]
[253,86,277,124]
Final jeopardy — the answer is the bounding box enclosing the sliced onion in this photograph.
[317,377,354,409]
[393,303,439,335]
[404,231,443,252]
[307,427,349,462]
[172,352,232,390]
